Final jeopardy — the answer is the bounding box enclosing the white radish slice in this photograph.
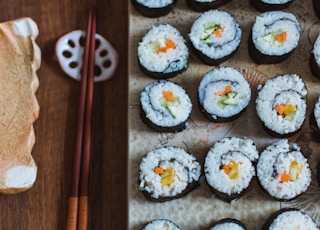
[55,30,118,82]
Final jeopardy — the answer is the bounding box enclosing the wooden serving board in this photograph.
[0,0,128,229]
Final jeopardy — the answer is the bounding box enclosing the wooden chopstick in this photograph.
[66,7,96,230]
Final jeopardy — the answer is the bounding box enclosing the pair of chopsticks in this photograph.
[66,7,96,230]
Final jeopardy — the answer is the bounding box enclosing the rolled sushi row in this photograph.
[137,10,302,80]
[141,209,318,229]
[132,0,297,17]
[138,138,312,203]
[140,68,310,139]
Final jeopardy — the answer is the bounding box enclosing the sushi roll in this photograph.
[204,137,259,202]
[312,96,320,135]
[257,139,312,201]
[131,0,176,18]
[142,219,181,230]
[250,0,294,12]
[249,11,301,64]
[255,74,307,137]
[263,208,318,230]
[186,0,232,12]
[189,10,242,66]
[310,33,320,79]
[138,24,189,79]
[198,67,251,122]
[139,146,201,202]
[140,80,192,132]
[210,218,246,230]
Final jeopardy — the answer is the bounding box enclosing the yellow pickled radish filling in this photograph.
[154,167,175,186]
[222,161,239,180]
[275,104,297,120]
[279,161,302,183]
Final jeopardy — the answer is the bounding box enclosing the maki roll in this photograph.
[250,0,294,12]
[255,74,307,137]
[198,67,251,122]
[186,0,232,12]
[139,146,201,202]
[311,96,320,136]
[263,208,318,230]
[257,139,312,201]
[140,80,192,132]
[204,137,259,202]
[138,24,189,79]
[210,218,246,230]
[249,11,301,64]
[310,33,320,79]
[142,219,181,230]
[131,0,176,18]
[189,10,242,66]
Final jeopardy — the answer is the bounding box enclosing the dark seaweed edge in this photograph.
[210,218,247,229]
[262,208,318,230]
[185,0,232,12]
[250,0,293,12]
[131,0,177,18]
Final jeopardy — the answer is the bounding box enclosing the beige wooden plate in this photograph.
[129,1,320,229]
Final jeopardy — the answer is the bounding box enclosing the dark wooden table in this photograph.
[0,1,128,229]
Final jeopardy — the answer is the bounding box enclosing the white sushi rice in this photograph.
[255,74,307,135]
[257,139,311,200]
[314,96,320,128]
[210,222,245,230]
[189,10,242,59]
[138,24,189,73]
[260,0,291,3]
[140,80,192,127]
[136,0,174,8]
[204,137,258,195]
[252,11,300,56]
[312,33,320,66]
[268,210,318,230]
[198,67,251,120]
[143,219,181,230]
[139,146,201,199]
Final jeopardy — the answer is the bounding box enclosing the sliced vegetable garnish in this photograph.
[156,39,176,54]
[200,23,224,46]
[216,85,238,108]
[154,166,175,186]
[279,161,302,183]
[262,31,287,44]
[160,90,181,118]
[222,161,239,180]
[275,104,297,121]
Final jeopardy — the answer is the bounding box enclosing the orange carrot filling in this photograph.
[216,85,232,96]
[213,27,224,37]
[162,90,175,101]
[275,32,287,42]
[280,173,290,183]
[156,39,176,54]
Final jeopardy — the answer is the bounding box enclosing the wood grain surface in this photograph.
[0,0,128,229]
